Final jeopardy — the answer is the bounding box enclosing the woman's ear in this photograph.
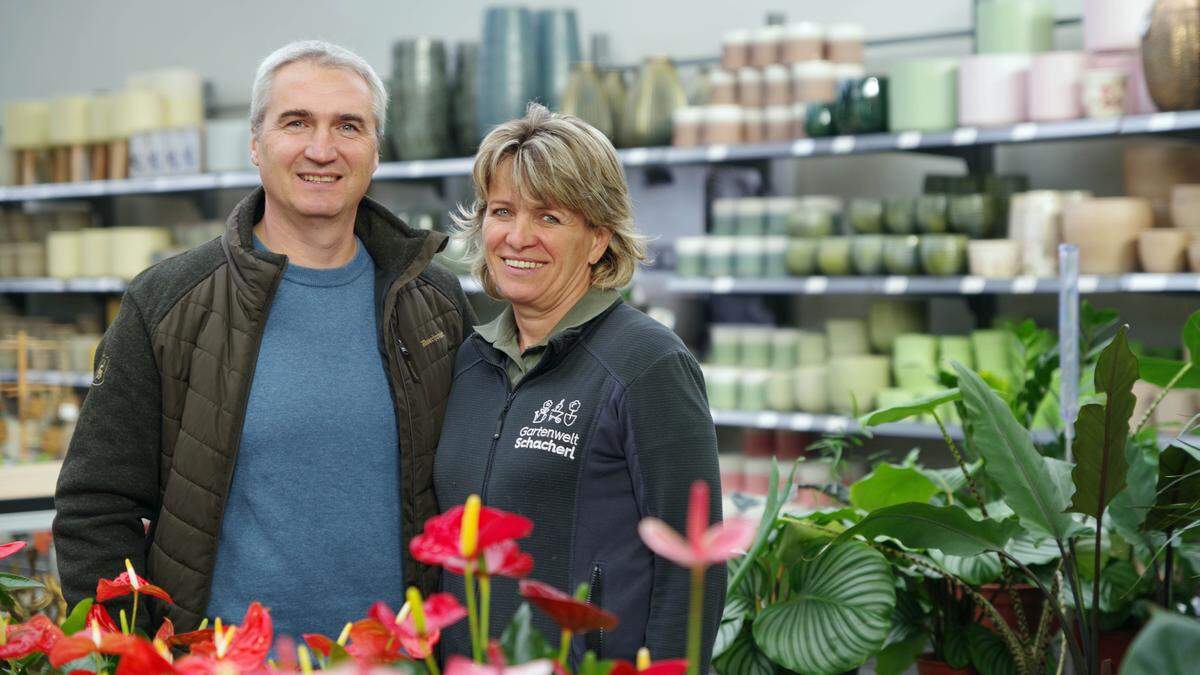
[589,227,613,265]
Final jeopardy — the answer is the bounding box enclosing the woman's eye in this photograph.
[492,207,511,217]
[542,214,561,224]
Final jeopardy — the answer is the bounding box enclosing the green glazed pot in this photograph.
[797,331,828,366]
[826,318,870,357]
[786,238,819,276]
[794,365,828,413]
[805,102,838,138]
[884,235,922,274]
[834,76,889,134]
[971,329,1010,376]
[867,300,925,352]
[893,332,939,367]
[919,235,968,275]
[851,235,886,275]
[787,208,835,238]
[949,193,996,238]
[939,335,974,372]
[848,198,884,233]
[916,194,951,233]
[884,196,917,234]
[889,58,958,132]
[817,237,854,276]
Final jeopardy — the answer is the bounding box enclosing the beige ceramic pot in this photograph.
[1189,240,1200,271]
[1138,228,1191,272]
[968,239,1022,277]
[1170,184,1200,237]
[1062,197,1153,273]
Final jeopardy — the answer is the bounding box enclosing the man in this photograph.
[52,40,475,639]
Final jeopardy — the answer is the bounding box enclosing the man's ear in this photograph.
[250,134,260,167]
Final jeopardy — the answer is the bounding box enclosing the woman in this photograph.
[433,104,723,667]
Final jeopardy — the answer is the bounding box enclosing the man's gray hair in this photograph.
[250,40,388,143]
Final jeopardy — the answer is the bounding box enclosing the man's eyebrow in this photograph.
[276,109,311,120]
[337,113,369,126]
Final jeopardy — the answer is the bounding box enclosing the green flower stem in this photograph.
[932,411,988,518]
[558,629,572,668]
[130,592,139,635]
[1134,362,1192,435]
[686,566,704,675]
[464,569,481,662]
[425,654,442,675]
[479,574,491,649]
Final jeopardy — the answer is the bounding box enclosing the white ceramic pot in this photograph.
[1084,0,1155,52]
[968,239,1022,277]
[959,54,1031,127]
[1138,229,1191,273]
[80,228,112,277]
[1170,184,1200,237]
[1028,52,1087,121]
[108,226,172,280]
[1083,68,1128,118]
[46,230,84,279]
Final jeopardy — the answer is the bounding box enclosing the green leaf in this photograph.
[849,464,940,511]
[1098,560,1148,613]
[966,625,1019,675]
[929,550,1004,585]
[1184,310,1200,367]
[1006,532,1061,566]
[499,603,556,664]
[752,542,895,674]
[954,363,1078,541]
[1110,439,1160,542]
[1146,443,1200,532]
[860,388,961,426]
[919,465,970,498]
[1120,612,1200,675]
[713,627,776,675]
[875,634,928,675]
[1070,327,1137,518]
[943,626,972,669]
[1138,356,1200,389]
[713,617,744,662]
[61,598,94,636]
[729,458,801,596]
[0,573,44,593]
[837,502,1021,557]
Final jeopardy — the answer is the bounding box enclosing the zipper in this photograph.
[479,388,516,504]
[202,264,285,613]
[395,337,422,383]
[585,563,605,656]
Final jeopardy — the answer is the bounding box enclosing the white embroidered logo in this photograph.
[518,398,584,460]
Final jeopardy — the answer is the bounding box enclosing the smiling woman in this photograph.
[435,105,723,669]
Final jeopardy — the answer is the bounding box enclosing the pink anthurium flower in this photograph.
[0,541,26,560]
[637,481,754,569]
[445,641,555,675]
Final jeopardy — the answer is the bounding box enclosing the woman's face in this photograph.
[482,159,612,312]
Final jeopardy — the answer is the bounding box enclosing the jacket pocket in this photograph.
[585,562,606,657]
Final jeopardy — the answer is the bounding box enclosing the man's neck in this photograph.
[253,201,358,269]
[512,283,591,352]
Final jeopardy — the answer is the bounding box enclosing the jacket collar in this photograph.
[472,297,624,376]
[220,187,448,299]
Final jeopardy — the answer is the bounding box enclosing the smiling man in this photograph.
[53,41,476,639]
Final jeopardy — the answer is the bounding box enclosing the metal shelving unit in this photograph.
[666,273,1200,296]
[711,409,1058,444]
[0,275,482,295]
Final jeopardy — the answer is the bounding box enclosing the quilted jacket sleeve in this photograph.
[53,292,162,618]
[623,349,724,671]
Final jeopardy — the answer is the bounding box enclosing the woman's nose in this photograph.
[504,215,538,249]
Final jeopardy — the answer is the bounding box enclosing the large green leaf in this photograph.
[849,464,940,511]
[0,573,44,593]
[860,388,961,426]
[1110,439,1160,542]
[838,502,1021,557]
[1006,532,1061,566]
[713,627,777,675]
[499,603,555,664]
[1138,356,1200,389]
[954,363,1078,541]
[1070,327,1137,518]
[1119,612,1200,675]
[875,635,928,675]
[752,542,895,674]
[61,598,94,636]
[966,625,1019,675]
[1098,560,1148,614]
[1146,443,1200,532]
[730,458,801,596]
[929,550,1004,585]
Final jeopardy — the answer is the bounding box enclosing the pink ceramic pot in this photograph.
[960,55,1031,127]
[1029,51,1087,121]
[1084,0,1155,51]
[1088,49,1158,115]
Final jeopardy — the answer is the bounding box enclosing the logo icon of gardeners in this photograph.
[531,399,582,426]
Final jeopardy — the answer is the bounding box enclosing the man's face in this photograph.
[251,61,379,223]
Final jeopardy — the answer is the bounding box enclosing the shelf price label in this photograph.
[712,277,736,294]
[755,412,781,428]
[705,145,730,162]
[1148,112,1178,132]
[791,139,815,156]
[896,132,922,150]
[883,276,909,295]
[789,413,815,431]
[803,276,828,294]
[831,136,856,154]
[1011,275,1039,294]
[1124,274,1169,292]
[959,276,986,294]
[408,161,427,178]
[1077,275,1100,294]
[1011,123,1038,142]
[624,148,649,166]
[952,127,979,146]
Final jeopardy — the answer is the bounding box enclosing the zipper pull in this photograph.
[395,338,422,382]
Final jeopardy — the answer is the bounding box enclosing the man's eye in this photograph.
[341,123,359,132]
[286,120,304,127]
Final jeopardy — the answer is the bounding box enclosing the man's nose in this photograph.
[304,126,338,163]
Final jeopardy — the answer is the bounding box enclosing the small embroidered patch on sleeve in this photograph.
[92,354,110,386]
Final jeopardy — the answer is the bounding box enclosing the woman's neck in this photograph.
[512,283,592,352]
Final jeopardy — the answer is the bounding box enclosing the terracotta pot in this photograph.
[1143,0,1200,111]
[1063,198,1154,274]
[916,655,977,675]
[1138,228,1191,272]
[979,583,1058,633]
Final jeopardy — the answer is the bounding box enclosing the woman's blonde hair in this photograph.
[451,103,646,298]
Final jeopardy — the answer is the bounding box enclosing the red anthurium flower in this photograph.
[50,623,140,667]
[411,504,533,575]
[637,481,755,569]
[303,633,335,658]
[445,641,555,675]
[0,540,26,560]
[87,603,121,635]
[181,602,272,672]
[389,592,468,659]
[344,618,404,666]
[0,615,65,659]
[517,580,618,634]
[96,565,174,605]
[115,638,177,675]
[609,659,689,675]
